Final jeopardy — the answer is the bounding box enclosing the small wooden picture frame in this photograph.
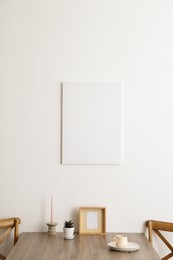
[79,207,106,235]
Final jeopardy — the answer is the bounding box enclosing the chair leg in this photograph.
[14,219,19,245]
[0,253,6,260]
[162,251,173,260]
[148,221,153,244]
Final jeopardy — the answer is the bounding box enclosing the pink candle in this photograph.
[51,196,53,223]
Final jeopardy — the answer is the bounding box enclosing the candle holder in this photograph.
[46,222,57,235]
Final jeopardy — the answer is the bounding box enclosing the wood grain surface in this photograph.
[6,232,160,260]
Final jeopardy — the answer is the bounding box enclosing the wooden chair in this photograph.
[0,218,21,260]
[146,220,173,260]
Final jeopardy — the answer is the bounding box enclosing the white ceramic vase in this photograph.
[63,227,75,239]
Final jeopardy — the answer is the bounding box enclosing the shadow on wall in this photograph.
[72,207,79,233]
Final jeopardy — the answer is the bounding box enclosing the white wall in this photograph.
[1,0,173,245]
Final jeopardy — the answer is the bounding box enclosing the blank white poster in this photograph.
[62,82,122,165]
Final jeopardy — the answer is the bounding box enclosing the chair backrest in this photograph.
[146,220,173,260]
[0,218,21,260]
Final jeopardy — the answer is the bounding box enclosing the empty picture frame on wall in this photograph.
[61,82,122,165]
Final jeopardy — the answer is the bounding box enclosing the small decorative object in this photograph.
[79,207,106,235]
[63,220,75,239]
[47,196,57,235]
[47,222,57,235]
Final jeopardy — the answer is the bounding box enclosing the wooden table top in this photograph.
[6,232,160,260]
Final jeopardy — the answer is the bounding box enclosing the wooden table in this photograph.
[6,232,160,260]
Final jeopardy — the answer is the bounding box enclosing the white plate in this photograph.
[107,242,140,252]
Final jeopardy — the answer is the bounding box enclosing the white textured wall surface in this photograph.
[1,1,173,256]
